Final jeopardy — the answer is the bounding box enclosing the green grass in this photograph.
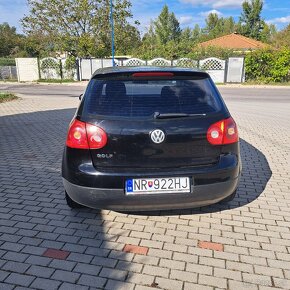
[217,81,290,86]
[37,79,76,83]
[0,92,18,103]
[242,81,290,86]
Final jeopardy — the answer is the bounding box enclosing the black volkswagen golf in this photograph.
[62,66,241,211]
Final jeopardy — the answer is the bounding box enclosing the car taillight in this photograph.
[86,123,107,149]
[66,119,107,149]
[207,117,238,145]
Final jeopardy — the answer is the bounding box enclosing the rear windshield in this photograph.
[83,76,222,119]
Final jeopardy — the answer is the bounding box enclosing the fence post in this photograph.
[242,57,246,83]
[37,58,41,80]
[76,58,81,81]
[90,58,93,76]
[59,59,63,81]
[224,59,228,83]
[79,58,83,81]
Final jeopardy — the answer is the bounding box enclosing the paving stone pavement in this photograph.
[0,90,290,290]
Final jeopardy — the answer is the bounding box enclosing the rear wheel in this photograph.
[65,191,84,208]
[221,190,237,203]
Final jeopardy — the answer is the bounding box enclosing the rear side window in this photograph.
[83,76,222,119]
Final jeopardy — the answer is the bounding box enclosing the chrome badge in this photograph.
[150,129,165,144]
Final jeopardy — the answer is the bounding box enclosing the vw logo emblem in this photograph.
[150,129,165,144]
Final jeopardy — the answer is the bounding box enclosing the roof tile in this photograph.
[198,33,268,50]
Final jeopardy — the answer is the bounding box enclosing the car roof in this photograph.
[91,66,207,78]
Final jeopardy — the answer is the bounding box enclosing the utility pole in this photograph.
[110,0,115,67]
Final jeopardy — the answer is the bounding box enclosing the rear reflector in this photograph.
[207,117,238,145]
[66,119,107,149]
[132,72,174,77]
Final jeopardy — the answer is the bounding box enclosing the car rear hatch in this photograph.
[82,70,229,170]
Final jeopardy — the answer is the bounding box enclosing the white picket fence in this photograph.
[15,56,245,83]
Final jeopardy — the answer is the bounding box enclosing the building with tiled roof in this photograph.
[198,33,268,50]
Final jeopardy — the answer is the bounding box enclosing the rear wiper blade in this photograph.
[154,112,206,119]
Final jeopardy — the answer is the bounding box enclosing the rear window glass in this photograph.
[83,77,222,119]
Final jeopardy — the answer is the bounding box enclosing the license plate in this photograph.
[125,177,191,195]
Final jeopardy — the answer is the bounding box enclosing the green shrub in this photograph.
[245,47,290,83]
[133,42,240,61]
[64,56,77,71]
[0,58,16,66]
[64,56,77,79]
[271,48,290,82]
[187,46,241,60]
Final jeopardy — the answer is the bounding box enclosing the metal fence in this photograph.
[0,66,17,80]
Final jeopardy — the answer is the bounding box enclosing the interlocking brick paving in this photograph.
[43,249,70,260]
[198,241,224,252]
[123,245,149,256]
[0,88,290,289]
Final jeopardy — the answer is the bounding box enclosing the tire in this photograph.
[221,189,237,203]
[65,191,84,208]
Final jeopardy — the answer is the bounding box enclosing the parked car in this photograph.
[62,66,241,211]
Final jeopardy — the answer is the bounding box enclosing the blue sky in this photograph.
[0,0,289,34]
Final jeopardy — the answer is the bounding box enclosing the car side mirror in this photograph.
[79,94,83,101]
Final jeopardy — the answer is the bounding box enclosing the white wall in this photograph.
[15,58,39,82]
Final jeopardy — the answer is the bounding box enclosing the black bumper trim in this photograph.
[63,176,239,211]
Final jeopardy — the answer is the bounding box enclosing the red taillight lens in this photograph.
[207,117,238,145]
[66,119,107,149]
[86,123,107,149]
[66,119,89,149]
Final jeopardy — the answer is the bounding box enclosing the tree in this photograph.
[204,13,220,36]
[0,22,23,57]
[272,24,290,48]
[134,21,158,59]
[192,24,201,42]
[203,13,236,40]
[177,27,202,56]
[22,32,55,57]
[115,22,141,55]
[223,17,236,34]
[260,23,277,43]
[22,0,139,57]
[154,5,181,45]
[238,0,264,40]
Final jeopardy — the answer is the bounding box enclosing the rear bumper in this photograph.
[62,152,241,211]
[63,176,239,211]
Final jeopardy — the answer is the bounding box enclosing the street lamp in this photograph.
[110,0,115,67]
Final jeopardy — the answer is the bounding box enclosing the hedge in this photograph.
[0,58,16,66]
[245,47,290,83]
